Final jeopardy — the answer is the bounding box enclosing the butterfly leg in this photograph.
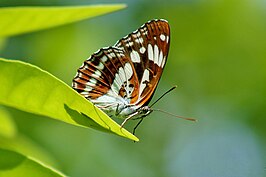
[115,103,120,116]
[120,111,139,129]
[133,118,144,135]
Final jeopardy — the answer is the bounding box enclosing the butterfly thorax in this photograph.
[96,99,152,119]
[117,105,152,119]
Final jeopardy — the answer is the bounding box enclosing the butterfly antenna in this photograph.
[152,108,197,122]
[150,85,177,108]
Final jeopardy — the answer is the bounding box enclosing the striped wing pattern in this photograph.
[72,19,170,119]
[115,19,170,106]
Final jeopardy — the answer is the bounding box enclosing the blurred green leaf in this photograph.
[0,5,126,37]
[0,107,57,167]
[0,58,138,141]
[0,135,58,169]
[0,38,6,51]
[0,148,65,177]
[0,107,16,138]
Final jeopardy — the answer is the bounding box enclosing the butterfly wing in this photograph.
[115,19,170,106]
[72,47,139,108]
[73,19,170,111]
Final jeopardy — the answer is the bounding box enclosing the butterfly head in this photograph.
[136,106,153,118]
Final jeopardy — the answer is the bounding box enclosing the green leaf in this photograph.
[0,38,7,51]
[0,5,126,37]
[0,58,139,141]
[0,148,65,177]
[0,135,59,169]
[0,107,58,166]
[0,107,16,138]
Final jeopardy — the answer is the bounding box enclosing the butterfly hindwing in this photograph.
[73,47,140,106]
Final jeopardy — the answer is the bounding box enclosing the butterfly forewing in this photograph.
[115,19,170,106]
[72,19,170,119]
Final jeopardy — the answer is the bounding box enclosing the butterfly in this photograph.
[72,19,170,134]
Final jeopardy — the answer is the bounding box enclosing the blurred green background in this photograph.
[0,0,265,176]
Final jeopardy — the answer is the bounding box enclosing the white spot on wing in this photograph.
[98,62,104,70]
[140,38,144,43]
[124,63,134,96]
[84,85,92,92]
[111,64,132,94]
[139,69,149,97]
[109,52,116,58]
[126,42,134,47]
[112,72,122,94]
[83,63,88,69]
[148,44,161,66]
[136,37,143,44]
[130,50,141,63]
[124,63,133,79]
[160,34,166,41]
[154,44,159,65]
[118,67,126,85]
[158,50,163,66]
[91,70,101,79]
[140,46,146,54]
[90,78,97,85]
[78,73,83,78]
[148,44,153,61]
[109,63,134,99]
